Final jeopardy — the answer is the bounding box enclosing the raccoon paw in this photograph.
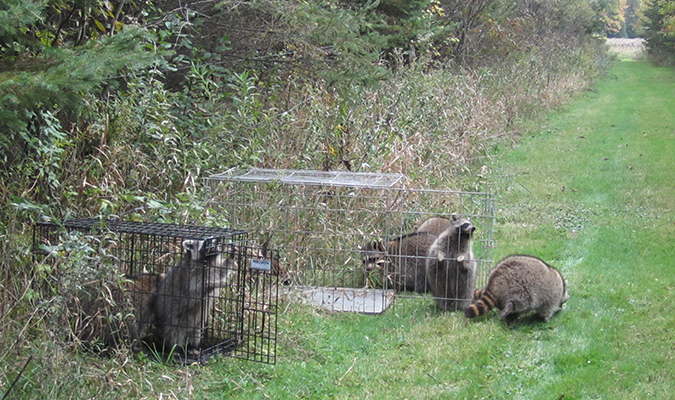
[499,302,514,320]
[176,348,202,365]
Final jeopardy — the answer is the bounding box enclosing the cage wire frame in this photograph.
[32,219,279,365]
[206,168,495,313]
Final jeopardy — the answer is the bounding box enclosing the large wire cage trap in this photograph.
[206,168,495,314]
[32,218,279,365]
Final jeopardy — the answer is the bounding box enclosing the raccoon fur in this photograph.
[413,216,451,236]
[361,231,438,293]
[464,254,569,322]
[70,272,163,351]
[152,238,235,356]
[426,215,477,311]
[124,272,164,342]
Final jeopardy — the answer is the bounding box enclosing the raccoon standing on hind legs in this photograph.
[426,214,477,311]
[465,254,569,323]
[152,237,236,359]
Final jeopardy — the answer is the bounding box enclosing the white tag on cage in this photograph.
[251,258,271,271]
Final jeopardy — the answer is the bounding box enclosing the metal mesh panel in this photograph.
[32,219,278,365]
[210,168,404,188]
[233,246,279,364]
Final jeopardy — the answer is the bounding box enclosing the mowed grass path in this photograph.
[200,61,675,399]
[490,60,675,398]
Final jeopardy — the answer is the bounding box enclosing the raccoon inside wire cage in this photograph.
[32,219,279,365]
[206,168,495,314]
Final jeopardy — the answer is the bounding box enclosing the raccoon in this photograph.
[152,238,235,357]
[426,214,477,311]
[124,272,164,342]
[361,231,438,293]
[71,272,163,351]
[413,216,451,236]
[464,254,569,322]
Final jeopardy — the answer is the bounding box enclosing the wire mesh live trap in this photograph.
[206,168,495,314]
[32,219,279,364]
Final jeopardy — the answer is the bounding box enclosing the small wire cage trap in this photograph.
[206,168,495,314]
[32,219,279,365]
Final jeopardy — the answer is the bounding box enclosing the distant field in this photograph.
[606,38,646,60]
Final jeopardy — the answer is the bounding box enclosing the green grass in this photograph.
[182,60,675,399]
[486,60,675,398]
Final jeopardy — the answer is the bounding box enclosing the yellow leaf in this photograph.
[94,20,106,33]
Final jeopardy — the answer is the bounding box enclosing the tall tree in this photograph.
[624,0,643,37]
[596,0,627,37]
[0,0,166,200]
[641,0,675,63]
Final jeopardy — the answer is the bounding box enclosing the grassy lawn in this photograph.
[485,60,675,398]
[186,60,675,399]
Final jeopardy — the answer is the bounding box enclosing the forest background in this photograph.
[2,0,675,398]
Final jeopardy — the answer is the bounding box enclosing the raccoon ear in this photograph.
[375,259,388,268]
[376,241,386,252]
[182,239,206,261]
[451,213,459,221]
[182,239,195,252]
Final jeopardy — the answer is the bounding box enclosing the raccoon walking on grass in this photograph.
[152,238,235,357]
[361,231,438,293]
[426,215,477,311]
[464,254,569,323]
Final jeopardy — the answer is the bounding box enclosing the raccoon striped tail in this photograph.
[464,289,496,318]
